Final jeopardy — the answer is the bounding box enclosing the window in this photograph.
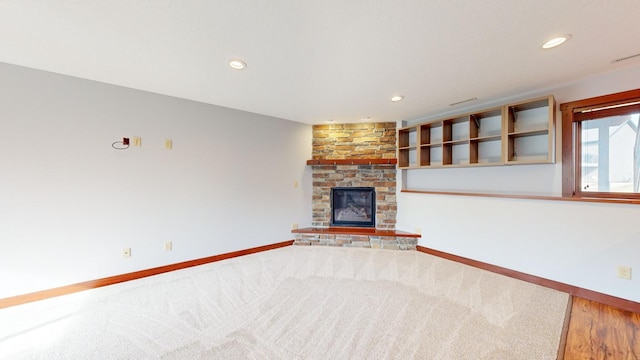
[561,89,640,199]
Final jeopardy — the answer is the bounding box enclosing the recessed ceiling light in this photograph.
[542,35,572,49]
[228,59,247,70]
[391,95,404,102]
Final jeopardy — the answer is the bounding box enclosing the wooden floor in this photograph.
[562,296,640,359]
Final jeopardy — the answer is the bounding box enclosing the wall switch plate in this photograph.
[292,223,298,230]
[123,248,131,258]
[133,137,142,146]
[164,241,172,251]
[164,139,172,150]
[617,266,632,280]
[415,227,422,234]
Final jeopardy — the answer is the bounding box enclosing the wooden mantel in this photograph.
[306,159,397,165]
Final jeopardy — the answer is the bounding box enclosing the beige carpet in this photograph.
[0,246,569,359]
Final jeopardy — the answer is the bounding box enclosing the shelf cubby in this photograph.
[504,96,555,164]
[397,127,418,168]
[450,116,470,142]
[469,108,502,165]
[428,122,443,145]
[450,142,470,165]
[430,146,443,167]
[471,137,502,165]
[507,133,550,163]
[419,145,431,166]
[419,124,431,145]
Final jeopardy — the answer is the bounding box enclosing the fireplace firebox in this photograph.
[330,187,375,227]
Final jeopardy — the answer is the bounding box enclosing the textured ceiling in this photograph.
[1,0,639,124]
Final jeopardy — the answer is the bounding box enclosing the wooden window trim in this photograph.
[560,88,640,199]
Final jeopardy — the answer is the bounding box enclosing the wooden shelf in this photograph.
[397,95,555,169]
[292,227,422,238]
[471,134,502,142]
[307,159,397,165]
[402,189,640,204]
[507,128,549,138]
[443,139,469,145]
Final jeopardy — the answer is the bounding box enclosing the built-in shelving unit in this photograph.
[397,96,555,169]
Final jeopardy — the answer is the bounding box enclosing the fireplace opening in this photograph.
[330,187,375,227]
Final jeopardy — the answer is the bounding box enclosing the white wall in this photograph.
[0,63,312,298]
[398,64,640,302]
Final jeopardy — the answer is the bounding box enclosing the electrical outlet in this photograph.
[617,266,632,280]
[164,139,172,150]
[415,227,422,234]
[292,223,298,230]
[133,137,142,147]
[123,137,130,145]
[164,241,172,251]
[123,248,131,258]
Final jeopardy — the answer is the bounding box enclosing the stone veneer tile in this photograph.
[311,163,396,229]
[312,123,396,160]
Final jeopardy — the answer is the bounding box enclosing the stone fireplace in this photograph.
[292,122,419,250]
[311,163,396,229]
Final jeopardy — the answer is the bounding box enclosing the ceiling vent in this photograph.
[449,97,478,106]
[611,52,640,64]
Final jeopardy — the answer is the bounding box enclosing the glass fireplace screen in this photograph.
[330,187,375,227]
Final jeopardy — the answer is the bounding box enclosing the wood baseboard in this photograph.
[0,240,294,309]
[416,245,640,314]
[4,241,636,314]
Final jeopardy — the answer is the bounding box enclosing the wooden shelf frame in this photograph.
[398,95,555,169]
[307,159,397,165]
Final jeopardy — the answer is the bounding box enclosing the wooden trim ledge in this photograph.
[306,159,397,165]
[0,240,294,310]
[292,226,421,238]
[402,189,640,205]
[417,245,640,314]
